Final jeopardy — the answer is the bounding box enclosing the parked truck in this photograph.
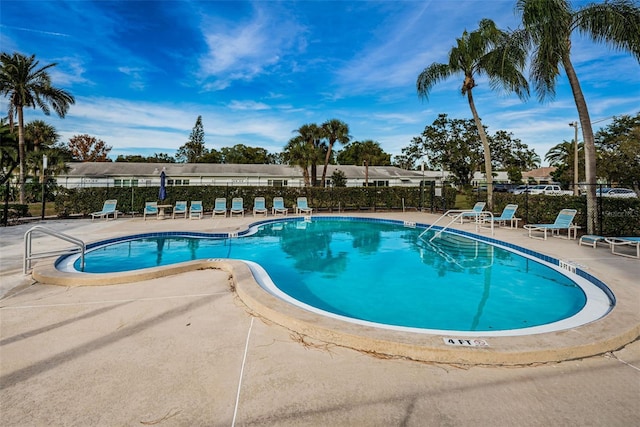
[525,184,573,195]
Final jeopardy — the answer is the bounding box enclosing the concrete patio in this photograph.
[1,212,638,426]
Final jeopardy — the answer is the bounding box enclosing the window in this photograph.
[114,179,139,187]
[268,179,288,187]
[168,179,189,186]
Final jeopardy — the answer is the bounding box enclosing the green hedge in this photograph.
[54,185,458,217]
[0,203,29,224]
[492,193,640,236]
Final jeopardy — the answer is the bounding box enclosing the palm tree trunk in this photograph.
[563,55,596,234]
[17,106,26,204]
[321,142,334,187]
[467,90,493,210]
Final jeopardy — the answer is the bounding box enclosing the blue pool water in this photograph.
[64,218,611,334]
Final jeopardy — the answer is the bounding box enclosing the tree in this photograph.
[489,130,540,171]
[221,144,272,164]
[0,119,19,186]
[391,154,416,170]
[197,149,223,163]
[516,0,640,233]
[595,112,640,191]
[176,115,208,163]
[336,140,391,166]
[320,119,350,187]
[0,52,75,203]
[403,114,483,186]
[330,169,347,187]
[24,120,58,152]
[67,134,112,161]
[116,153,176,163]
[545,141,584,188]
[293,123,324,186]
[282,135,314,186]
[417,19,529,208]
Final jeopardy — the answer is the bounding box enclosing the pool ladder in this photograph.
[23,225,86,274]
[418,209,493,242]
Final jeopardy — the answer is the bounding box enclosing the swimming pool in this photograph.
[57,217,613,337]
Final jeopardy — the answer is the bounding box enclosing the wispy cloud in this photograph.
[196,5,305,91]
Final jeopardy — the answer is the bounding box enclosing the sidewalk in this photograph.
[1,214,638,426]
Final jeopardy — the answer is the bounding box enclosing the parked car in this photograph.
[596,187,638,198]
[509,185,529,195]
[524,184,573,196]
[493,184,511,192]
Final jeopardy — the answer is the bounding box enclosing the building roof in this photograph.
[522,167,557,179]
[62,162,427,180]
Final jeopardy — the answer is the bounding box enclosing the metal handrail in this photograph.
[24,225,85,274]
[419,209,494,242]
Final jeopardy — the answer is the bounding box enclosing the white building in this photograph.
[55,162,452,189]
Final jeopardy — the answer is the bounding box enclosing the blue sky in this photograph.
[2,0,639,166]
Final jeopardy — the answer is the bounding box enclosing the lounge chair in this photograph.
[459,202,486,223]
[295,197,313,215]
[604,237,640,259]
[579,235,608,249]
[143,202,158,220]
[253,197,268,216]
[230,197,244,217]
[524,209,578,240]
[212,198,227,217]
[172,201,187,219]
[189,201,203,220]
[272,197,288,216]
[485,204,519,228]
[91,199,118,221]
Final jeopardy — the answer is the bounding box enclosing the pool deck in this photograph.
[1,212,639,426]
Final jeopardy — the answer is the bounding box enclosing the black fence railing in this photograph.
[472,183,640,236]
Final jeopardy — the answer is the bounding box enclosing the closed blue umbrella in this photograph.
[159,171,167,201]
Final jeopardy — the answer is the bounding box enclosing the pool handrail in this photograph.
[24,225,85,274]
[419,209,494,242]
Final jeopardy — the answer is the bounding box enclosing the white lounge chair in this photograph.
[253,197,268,216]
[189,201,203,219]
[295,197,313,215]
[604,237,640,259]
[91,199,118,221]
[579,235,608,248]
[212,198,227,217]
[230,197,244,217]
[173,201,187,219]
[485,204,519,228]
[524,209,578,240]
[459,202,486,223]
[143,202,158,220]
[272,197,288,216]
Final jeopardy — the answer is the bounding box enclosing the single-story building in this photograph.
[54,163,453,189]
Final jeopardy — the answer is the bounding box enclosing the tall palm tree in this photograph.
[293,123,324,186]
[417,19,529,209]
[320,119,350,187]
[0,52,75,203]
[516,0,640,234]
[283,136,313,187]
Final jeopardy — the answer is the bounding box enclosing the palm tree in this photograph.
[24,120,59,152]
[320,119,350,187]
[283,136,313,187]
[0,119,19,186]
[0,52,75,203]
[416,19,529,209]
[293,124,324,186]
[516,0,640,234]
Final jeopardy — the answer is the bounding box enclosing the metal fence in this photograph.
[473,183,640,236]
